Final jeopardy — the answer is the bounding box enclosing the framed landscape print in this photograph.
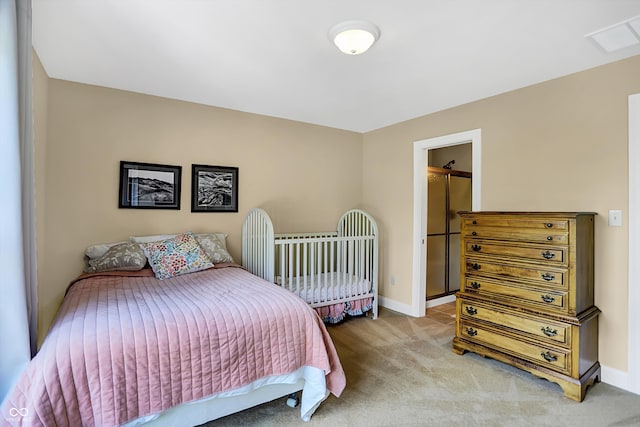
[118,161,182,209]
[191,164,239,212]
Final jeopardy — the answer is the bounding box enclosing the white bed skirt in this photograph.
[122,366,329,426]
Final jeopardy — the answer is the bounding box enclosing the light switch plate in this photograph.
[609,210,623,227]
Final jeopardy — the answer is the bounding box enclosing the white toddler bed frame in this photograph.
[242,208,379,320]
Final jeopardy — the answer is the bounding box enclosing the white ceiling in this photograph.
[33,0,640,133]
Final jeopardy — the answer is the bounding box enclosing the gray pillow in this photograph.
[84,241,147,273]
[196,234,235,263]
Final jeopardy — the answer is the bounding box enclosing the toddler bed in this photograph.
[242,208,378,322]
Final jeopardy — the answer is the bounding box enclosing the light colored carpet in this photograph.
[203,305,640,426]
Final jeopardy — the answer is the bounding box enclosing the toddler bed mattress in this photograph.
[277,272,372,304]
[1,264,345,426]
[277,272,374,323]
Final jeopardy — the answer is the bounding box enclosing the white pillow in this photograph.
[130,234,178,244]
[131,233,228,248]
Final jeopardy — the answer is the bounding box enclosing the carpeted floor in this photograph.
[204,304,640,426]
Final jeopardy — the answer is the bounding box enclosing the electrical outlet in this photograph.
[390,275,396,286]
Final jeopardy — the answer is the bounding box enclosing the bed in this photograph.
[242,208,378,323]
[0,233,346,427]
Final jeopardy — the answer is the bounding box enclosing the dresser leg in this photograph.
[564,362,601,402]
[551,362,601,402]
[452,338,467,355]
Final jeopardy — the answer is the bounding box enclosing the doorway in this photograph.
[412,129,481,317]
[426,161,472,300]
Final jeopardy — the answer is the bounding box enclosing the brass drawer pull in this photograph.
[546,236,553,241]
[545,223,553,228]
[470,281,481,289]
[541,326,558,337]
[471,263,481,270]
[466,327,478,337]
[471,244,482,252]
[541,294,555,303]
[541,273,555,281]
[465,306,477,315]
[472,220,477,225]
[541,251,555,260]
[541,351,558,362]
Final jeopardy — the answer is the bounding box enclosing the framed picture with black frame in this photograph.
[118,161,182,209]
[191,164,239,212]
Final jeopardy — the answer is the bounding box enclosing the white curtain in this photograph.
[0,0,36,404]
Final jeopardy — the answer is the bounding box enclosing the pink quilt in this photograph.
[1,265,345,426]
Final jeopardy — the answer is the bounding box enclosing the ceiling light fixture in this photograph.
[329,20,380,55]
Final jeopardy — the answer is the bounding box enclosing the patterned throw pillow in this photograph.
[84,241,147,273]
[195,234,235,263]
[140,232,214,280]
[85,240,129,260]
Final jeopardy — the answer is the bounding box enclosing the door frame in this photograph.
[412,129,482,316]
[625,93,640,393]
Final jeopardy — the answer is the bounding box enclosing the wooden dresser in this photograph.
[452,212,600,401]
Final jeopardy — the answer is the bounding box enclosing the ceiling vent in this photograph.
[585,15,640,52]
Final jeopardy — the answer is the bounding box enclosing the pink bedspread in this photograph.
[1,265,345,426]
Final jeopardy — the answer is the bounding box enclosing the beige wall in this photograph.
[34,50,640,373]
[35,74,363,343]
[362,55,640,372]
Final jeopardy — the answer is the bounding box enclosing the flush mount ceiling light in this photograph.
[329,20,380,55]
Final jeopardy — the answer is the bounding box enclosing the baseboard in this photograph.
[601,364,639,395]
[380,294,456,315]
[379,296,420,317]
[426,294,456,308]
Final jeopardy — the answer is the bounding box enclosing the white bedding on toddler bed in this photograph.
[276,272,372,304]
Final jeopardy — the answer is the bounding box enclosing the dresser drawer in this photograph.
[464,258,567,288]
[459,319,570,374]
[462,217,569,231]
[464,241,567,266]
[458,298,570,346]
[464,277,568,312]
[463,227,568,244]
